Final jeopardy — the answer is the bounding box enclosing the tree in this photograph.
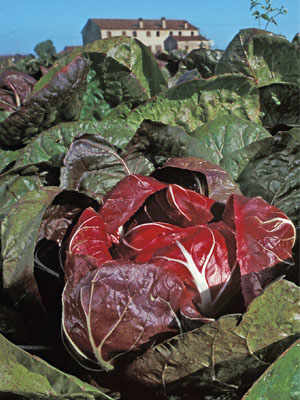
[34,40,57,66]
[250,0,287,29]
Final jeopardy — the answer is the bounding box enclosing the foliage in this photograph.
[34,39,57,66]
[250,0,288,29]
[0,30,299,400]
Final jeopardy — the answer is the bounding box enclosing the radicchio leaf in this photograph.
[98,174,166,240]
[62,257,185,371]
[132,184,215,227]
[153,157,241,203]
[223,194,296,275]
[0,70,36,109]
[121,222,187,262]
[150,225,233,317]
[67,207,112,270]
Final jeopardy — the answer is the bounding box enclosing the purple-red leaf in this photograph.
[154,157,241,203]
[98,174,166,241]
[223,194,296,275]
[67,207,112,269]
[150,225,233,316]
[0,69,36,108]
[62,258,184,371]
[133,184,216,227]
[121,222,185,262]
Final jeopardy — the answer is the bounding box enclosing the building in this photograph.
[81,17,212,53]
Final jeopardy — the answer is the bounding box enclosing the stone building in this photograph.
[81,17,212,53]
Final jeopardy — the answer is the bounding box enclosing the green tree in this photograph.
[250,0,287,29]
[34,40,57,66]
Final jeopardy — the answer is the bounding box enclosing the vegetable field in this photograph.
[0,28,299,400]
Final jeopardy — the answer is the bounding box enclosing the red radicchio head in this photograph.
[62,160,296,370]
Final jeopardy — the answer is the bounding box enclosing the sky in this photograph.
[0,0,299,55]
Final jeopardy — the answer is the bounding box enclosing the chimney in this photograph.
[161,17,166,29]
[184,21,188,29]
[138,18,144,28]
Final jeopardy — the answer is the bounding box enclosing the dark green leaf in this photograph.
[0,174,43,221]
[127,74,260,135]
[82,37,167,107]
[184,48,224,79]
[237,128,300,225]
[259,83,300,129]
[79,68,112,121]
[216,29,300,88]
[127,121,204,166]
[125,315,265,392]
[0,111,137,177]
[126,279,300,395]
[1,187,60,309]
[0,54,89,148]
[191,114,271,169]
[0,333,114,399]
[243,340,300,399]
[235,279,300,355]
[60,134,154,201]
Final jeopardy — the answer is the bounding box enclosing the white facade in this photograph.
[82,18,211,53]
[101,29,200,52]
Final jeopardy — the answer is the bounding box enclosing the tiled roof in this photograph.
[90,18,199,31]
[170,35,209,41]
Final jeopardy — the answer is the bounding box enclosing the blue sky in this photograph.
[1,0,299,55]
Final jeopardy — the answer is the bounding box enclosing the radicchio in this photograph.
[62,158,296,370]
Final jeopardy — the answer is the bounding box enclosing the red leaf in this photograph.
[150,225,233,315]
[155,157,241,203]
[62,258,184,371]
[121,222,185,262]
[136,184,215,227]
[166,184,215,225]
[98,175,166,241]
[223,194,296,275]
[68,207,112,268]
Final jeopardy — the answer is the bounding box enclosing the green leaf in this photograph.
[60,134,154,201]
[82,37,167,107]
[1,188,60,308]
[0,148,20,174]
[216,28,300,88]
[126,279,300,395]
[79,69,112,121]
[127,121,205,166]
[235,279,300,355]
[237,128,300,225]
[0,111,137,177]
[127,74,261,136]
[0,332,114,399]
[0,174,43,221]
[0,54,89,148]
[125,314,265,393]
[216,29,300,130]
[191,114,271,169]
[219,136,270,181]
[184,48,224,79]
[259,83,300,129]
[243,340,300,400]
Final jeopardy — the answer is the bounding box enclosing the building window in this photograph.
[146,31,151,37]
[156,31,160,37]
[178,31,182,36]
[169,31,173,36]
[122,31,126,36]
[133,31,137,37]
[191,31,194,36]
[107,31,112,37]
[185,45,189,50]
